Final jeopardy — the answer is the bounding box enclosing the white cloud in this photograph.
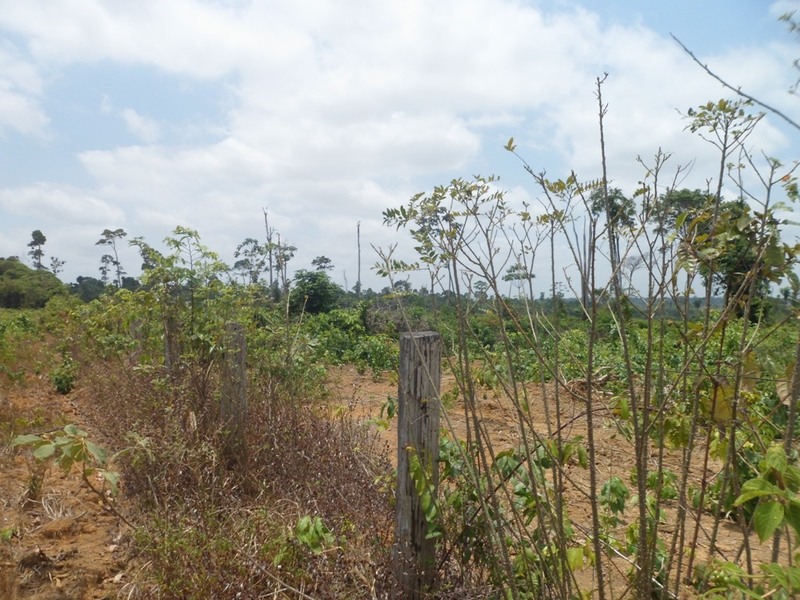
[0,0,796,288]
[0,87,48,137]
[0,1,253,78]
[0,41,48,136]
[0,183,125,223]
[120,108,161,143]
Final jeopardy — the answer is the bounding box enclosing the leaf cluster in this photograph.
[734,444,800,542]
[12,424,120,496]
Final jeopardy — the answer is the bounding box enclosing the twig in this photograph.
[81,472,136,529]
[239,552,319,600]
[672,34,800,133]
[570,520,679,600]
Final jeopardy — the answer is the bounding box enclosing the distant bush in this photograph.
[0,258,66,308]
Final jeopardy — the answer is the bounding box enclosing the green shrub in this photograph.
[50,357,77,394]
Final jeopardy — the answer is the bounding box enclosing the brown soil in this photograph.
[1,377,130,600]
[325,365,780,599]
[0,365,778,599]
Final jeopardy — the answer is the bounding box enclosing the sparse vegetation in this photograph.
[1,61,800,600]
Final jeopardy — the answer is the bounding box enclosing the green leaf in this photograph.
[63,424,85,437]
[56,454,76,472]
[0,526,15,542]
[85,441,108,466]
[735,477,782,506]
[600,476,629,514]
[59,442,80,461]
[765,241,784,267]
[785,465,800,492]
[753,500,784,542]
[566,547,586,571]
[504,137,517,152]
[785,501,800,536]
[741,351,761,393]
[787,565,800,592]
[765,444,789,476]
[11,434,42,447]
[706,377,734,424]
[100,470,120,496]
[33,443,56,460]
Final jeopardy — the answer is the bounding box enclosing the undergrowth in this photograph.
[75,354,398,599]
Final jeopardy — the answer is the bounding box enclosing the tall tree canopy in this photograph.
[290,269,342,314]
[27,230,46,270]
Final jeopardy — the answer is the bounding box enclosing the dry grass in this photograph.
[76,358,400,599]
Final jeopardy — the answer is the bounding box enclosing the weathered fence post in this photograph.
[395,331,442,599]
[220,322,247,468]
[164,314,180,379]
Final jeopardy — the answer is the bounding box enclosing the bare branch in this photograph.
[672,34,800,133]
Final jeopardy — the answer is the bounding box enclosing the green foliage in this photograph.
[12,424,119,496]
[382,93,800,596]
[0,309,42,382]
[248,307,329,403]
[0,257,66,308]
[303,306,397,374]
[311,255,334,271]
[291,515,336,554]
[272,515,336,571]
[232,237,267,284]
[678,100,800,322]
[686,98,761,143]
[50,356,77,394]
[685,198,791,320]
[734,444,800,542]
[290,269,342,314]
[695,559,800,599]
[0,525,16,542]
[600,476,629,517]
[408,448,441,540]
[759,563,800,599]
[655,188,712,236]
[589,187,636,230]
[68,275,106,302]
[382,175,508,272]
[27,230,47,270]
[646,468,678,501]
[129,227,236,363]
[96,228,128,287]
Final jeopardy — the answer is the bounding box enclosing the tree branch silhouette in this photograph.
[672,33,800,133]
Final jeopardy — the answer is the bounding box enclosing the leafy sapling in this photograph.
[12,425,130,526]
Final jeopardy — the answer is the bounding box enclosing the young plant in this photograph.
[12,425,125,522]
[50,356,77,394]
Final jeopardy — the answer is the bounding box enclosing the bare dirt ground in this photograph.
[1,377,129,600]
[0,364,778,599]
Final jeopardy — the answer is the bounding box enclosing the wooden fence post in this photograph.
[220,322,247,468]
[164,314,180,380]
[395,331,442,599]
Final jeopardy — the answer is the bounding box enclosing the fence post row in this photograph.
[395,331,442,599]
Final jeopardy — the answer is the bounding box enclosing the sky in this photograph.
[1,0,799,294]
